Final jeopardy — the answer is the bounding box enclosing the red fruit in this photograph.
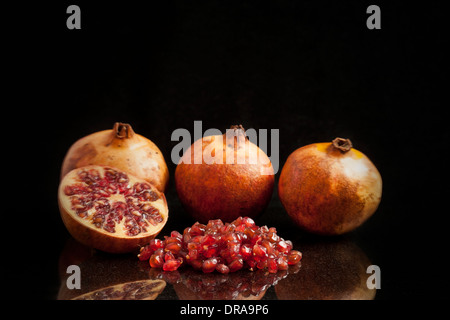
[58,165,168,253]
[175,125,274,223]
[61,122,169,192]
[278,138,382,235]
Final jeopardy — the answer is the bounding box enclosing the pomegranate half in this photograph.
[61,122,169,193]
[58,165,168,253]
[278,138,382,235]
[175,125,274,223]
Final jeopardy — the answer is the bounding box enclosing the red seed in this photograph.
[277,256,289,270]
[165,242,182,254]
[240,244,253,259]
[149,254,164,268]
[141,216,302,274]
[288,250,302,265]
[202,258,218,273]
[163,258,183,271]
[253,244,268,261]
[267,257,278,273]
[137,245,153,261]
[228,258,244,272]
[149,238,164,251]
[216,263,230,274]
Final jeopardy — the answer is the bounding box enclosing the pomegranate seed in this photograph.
[216,263,230,274]
[163,258,183,271]
[149,239,164,251]
[202,258,218,273]
[149,254,164,268]
[165,242,182,254]
[187,249,199,260]
[171,230,183,240]
[189,259,203,270]
[203,244,219,258]
[261,240,274,255]
[138,245,153,261]
[139,216,302,274]
[253,244,268,261]
[228,257,244,272]
[267,257,278,273]
[164,252,175,262]
[242,217,256,228]
[240,244,253,259]
[277,256,289,270]
[288,250,302,265]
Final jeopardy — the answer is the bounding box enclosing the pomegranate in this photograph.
[61,122,169,192]
[278,138,382,235]
[58,165,168,253]
[175,125,274,223]
[58,251,166,300]
[138,216,302,274]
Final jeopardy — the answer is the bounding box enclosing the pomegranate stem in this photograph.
[113,122,135,139]
[332,137,352,153]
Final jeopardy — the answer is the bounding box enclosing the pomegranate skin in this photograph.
[278,139,382,235]
[175,126,274,223]
[61,123,169,193]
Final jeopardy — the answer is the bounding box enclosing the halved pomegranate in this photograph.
[58,165,168,253]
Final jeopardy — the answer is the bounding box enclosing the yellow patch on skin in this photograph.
[315,143,330,153]
[351,149,364,159]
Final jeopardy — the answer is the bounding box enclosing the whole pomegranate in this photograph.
[278,138,382,235]
[58,165,169,253]
[61,122,169,193]
[175,125,274,223]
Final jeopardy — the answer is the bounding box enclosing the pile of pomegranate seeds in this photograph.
[138,217,302,274]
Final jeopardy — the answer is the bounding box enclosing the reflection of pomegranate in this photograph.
[275,239,375,300]
[58,165,168,253]
[279,138,382,235]
[58,250,166,300]
[175,125,274,223]
[149,267,295,300]
[61,122,169,192]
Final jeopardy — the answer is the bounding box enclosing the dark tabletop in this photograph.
[4,1,448,303]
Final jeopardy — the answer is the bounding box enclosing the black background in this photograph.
[5,0,448,304]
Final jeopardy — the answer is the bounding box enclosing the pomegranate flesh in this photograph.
[278,138,382,235]
[58,165,169,253]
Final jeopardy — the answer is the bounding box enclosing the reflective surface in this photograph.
[57,233,375,300]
